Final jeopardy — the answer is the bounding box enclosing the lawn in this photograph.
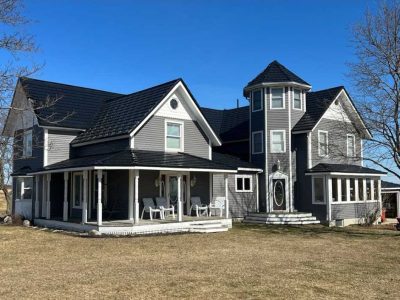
[0,191,7,215]
[0,224,399,299]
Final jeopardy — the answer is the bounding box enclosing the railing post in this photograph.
[34,175,39,218]
[82,170,88,224]
[224,174,229,219]
[134,170,140,224]
[97,170,103,226]
[128,169,134,221]
[177,175,182,222]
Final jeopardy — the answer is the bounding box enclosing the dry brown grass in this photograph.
[0,223,399,299]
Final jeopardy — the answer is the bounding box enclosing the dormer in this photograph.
[243,60,311,114]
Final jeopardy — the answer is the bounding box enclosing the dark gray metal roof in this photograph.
[71,79,182,145]
[20,77,123,129]
[306,163,386,175]
[201,106,249,142]
[245,60,310,89]
[292,86,344,132]
[212,151,260,170]
[381,180,400,190]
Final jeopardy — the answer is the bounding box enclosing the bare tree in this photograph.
[349,0,400,179]
[0,0,38,212]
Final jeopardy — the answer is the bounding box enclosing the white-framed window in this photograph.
[312,176,326,204]
[347,134,355,157]
[293,89,302,110]
[270,87,285,109]
[341,178,348,202]
[332,177,338,202]
[318,130,329,157]
[165,120,184,152]
[15,177,33,200]
[73,172,83,208]
[270,130,286,153]
[252,90,263,112]
[235,175,253,192]
[252,131,263,154]
[23,129,32,157]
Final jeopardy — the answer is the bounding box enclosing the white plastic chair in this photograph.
[141,198,163,220]
[209,197,225,217]
[155,197,175,219]
[190,197,208,217]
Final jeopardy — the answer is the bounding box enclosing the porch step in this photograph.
[189,221,229,233]
[243,212,320,225]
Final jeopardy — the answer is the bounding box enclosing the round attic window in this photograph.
[170,99,178,109]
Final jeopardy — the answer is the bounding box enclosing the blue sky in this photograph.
[23,0,378,109]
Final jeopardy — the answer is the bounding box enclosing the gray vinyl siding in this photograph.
[331,202,380,220]
[212,173,257,218]
[71,138,129,158]
[47,130,77,165]
[311,118,362,167]
[13,125,44,172]
[134,116,209,159]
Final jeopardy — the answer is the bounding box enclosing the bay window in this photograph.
[271,87,284,109]
[293,89,301,109]
[312,177,325,204]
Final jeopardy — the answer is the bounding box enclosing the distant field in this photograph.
[0,223,399,299]
[0,191,7,214]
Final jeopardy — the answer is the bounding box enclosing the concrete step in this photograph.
[190,222,225,229]
[245,216,318,222]
[246,212,313,218]
[243,219,320,225]
[190,226,229,233]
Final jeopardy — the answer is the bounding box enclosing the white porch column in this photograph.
[378,179,382,213]
[187,173,191,215]
[81,170,88,224]
[326,176,332,224]
[41,175,46,217]
[128,169,134,221]
[134,170,140,224]
[337,178,342,202]
[363,179,367,201]
[46,173,51,219]
[177,175,182,222]
[97,170,103,225]
[63,172,69,221]
[224,174,229,219]
[256,173,259,212]
[34,175,39,218]
[354,179,359,201]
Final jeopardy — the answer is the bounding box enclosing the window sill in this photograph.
[270,151,286,154]
[332,200,380,204]
[235,190,253,193]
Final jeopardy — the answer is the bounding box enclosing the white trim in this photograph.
[270,129,286,153]
[43,128,48,166]
[244,81,312,91]
[312,176,326,204]
[265,88,269,212]
[72,172,83,209]
[251,130,264,154]
[164,119,184,152]
[40,125,85,132]
[208,139,212,160]
[237,167,263,172]
[347,134,356,157]
[307,132,312,169]
[129,81,222,146]
[292,130,311,134]
[255,173,259,212]
[269,171,289,212]
[292,88,302,110]
[318,130,329,157]
[270,87,285,109]
[251,90,263,112]
[235,175,253,192]
[305,172,385,177]
[130,136,134,149]
[288,87,293,212]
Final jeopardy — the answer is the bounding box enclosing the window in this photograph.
[270,130,286,153]
[271,87,284,109]
[312,177,325,204]
[73,173,83,208]
[165,121,183,151]
[347,134,355,157]
[252,131,263,154]
[332,178,338,202]
[366,179,372,200]
[252,90,263,112]
[293,89,302,110]
[373,179,379,200]
[318,131,328,157]
[349,178,356,201]
[23,130,32,157]
[235,175,252,192]
[16,177,33,200]
[341,179,347,202]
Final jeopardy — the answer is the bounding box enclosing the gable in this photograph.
[322,98,351,123]
[154,92,193,120]
[3,81,38,137]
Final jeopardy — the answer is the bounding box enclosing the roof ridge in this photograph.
[105,78,182,103]
[19,76,122,95]
[308,85,344,94]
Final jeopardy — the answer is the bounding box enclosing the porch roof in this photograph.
[28,149,243,174]
[305,163,386,176]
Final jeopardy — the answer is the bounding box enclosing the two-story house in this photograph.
[3,60,386,234]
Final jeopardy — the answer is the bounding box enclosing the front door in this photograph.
[166,174,187,212]
[272,179,286,211]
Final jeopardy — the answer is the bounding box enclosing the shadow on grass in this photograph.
[233,222,400,239]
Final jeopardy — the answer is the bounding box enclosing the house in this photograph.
[3,60,387,234]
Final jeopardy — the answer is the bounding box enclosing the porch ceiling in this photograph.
[28,149,239,174]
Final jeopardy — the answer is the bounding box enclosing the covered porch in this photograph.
[30,150,237,234]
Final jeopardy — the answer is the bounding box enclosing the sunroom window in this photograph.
[166,122,183,151]
[313,177,325,204]
[271,88,284,109]
[15,177,33,200]
[293,89,301,109]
